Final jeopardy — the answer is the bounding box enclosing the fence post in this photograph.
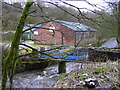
[58,61,66,73]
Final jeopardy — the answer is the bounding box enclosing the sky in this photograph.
[61,0,107,11]
[3,0,118,12]
[3,0,106,5]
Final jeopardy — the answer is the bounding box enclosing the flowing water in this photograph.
[11,62,83,88]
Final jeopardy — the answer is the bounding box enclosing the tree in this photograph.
[96,11,118,40]
[2,0,119,89]
[13,2,22,9]
[2,2,33,89]
[2,2,22,31]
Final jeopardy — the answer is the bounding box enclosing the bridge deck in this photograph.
[40,58,90,63]
[39,46,90,62]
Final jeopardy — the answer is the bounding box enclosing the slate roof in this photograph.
[24,20,96,32]
[54,20,96,32]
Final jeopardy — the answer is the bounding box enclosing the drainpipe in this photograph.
[118,1,120,82]
[74,32,76,47]
[118,1,120,46]
[61,32,64,45]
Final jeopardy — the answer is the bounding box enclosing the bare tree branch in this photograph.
[47,1,101,26]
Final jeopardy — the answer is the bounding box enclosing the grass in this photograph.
[58,73,68,80]
[58,61,118,81]
[30,44,48,49]
[93,65,113,74]
[53,61,119,88]
[58,73,81,81]
[93,67,104,74]
[57,64,112,81]
[78,74,87,80]
[2,40,12,43]
[58,72,88,81]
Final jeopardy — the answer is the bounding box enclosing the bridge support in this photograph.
[58,61,66,73]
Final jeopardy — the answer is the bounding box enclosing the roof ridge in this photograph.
[54,19,80,24]
[54,20,96,31]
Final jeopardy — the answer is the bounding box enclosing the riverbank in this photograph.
[8,62,83,88]
[5,60,120,89]
[50,61,120,89]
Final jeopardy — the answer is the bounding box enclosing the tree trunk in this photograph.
[2,2,33,89]
[58,61,66,73]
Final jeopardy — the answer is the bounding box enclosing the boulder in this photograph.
[84,78,99,88]
[100,38,119,48]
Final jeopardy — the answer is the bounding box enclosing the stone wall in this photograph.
[14,61,49,74]
[88,48,120,62]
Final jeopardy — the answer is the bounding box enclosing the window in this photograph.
[34,31,38,35]
[49,27,55,32]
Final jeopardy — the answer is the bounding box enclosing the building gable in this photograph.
[34,20,96,45]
